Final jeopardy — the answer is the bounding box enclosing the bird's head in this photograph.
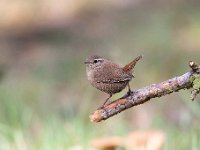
[84,55,106,70]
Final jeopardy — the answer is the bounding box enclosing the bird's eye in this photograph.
[94,59,98,63]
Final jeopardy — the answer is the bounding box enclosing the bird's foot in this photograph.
[120,91,135,99]
[97,105,106,110]
[97,95,112,110]
[97,106,103,110]
[127,90,134,95]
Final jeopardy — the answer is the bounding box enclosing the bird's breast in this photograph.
[86,69,94,82]
[94,81,128,94]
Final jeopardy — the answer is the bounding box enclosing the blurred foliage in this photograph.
[0,0,200,149]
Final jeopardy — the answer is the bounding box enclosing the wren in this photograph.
[84,55,142,108]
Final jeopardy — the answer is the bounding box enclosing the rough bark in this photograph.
[90,61,200,123]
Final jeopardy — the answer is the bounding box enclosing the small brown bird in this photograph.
[84,55,142,108]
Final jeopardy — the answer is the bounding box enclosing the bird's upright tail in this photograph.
[123,55,142,73]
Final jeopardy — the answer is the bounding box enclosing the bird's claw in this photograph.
[97,105,105,110]
[127,90,133,95]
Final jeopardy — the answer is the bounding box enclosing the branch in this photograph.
[90,61,200,123]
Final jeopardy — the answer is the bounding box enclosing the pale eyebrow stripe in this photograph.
[94,58,103,61]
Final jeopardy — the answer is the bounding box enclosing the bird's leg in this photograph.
[127,83,132,95]
[120,83,135,99]
[98,94,112,109]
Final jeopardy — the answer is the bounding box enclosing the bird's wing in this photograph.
[97,77,132,84]
[95,62,133,84]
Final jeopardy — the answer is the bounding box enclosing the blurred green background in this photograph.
[0,0,200,149]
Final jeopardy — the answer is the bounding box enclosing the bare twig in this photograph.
[90,61,200,123]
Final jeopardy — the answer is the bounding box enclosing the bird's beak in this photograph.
[84,61,90,64]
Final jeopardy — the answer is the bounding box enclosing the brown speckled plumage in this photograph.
[85,55,142,108]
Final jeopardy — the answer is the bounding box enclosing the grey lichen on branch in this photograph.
[189,61,200,101]
[90,61,200,123]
